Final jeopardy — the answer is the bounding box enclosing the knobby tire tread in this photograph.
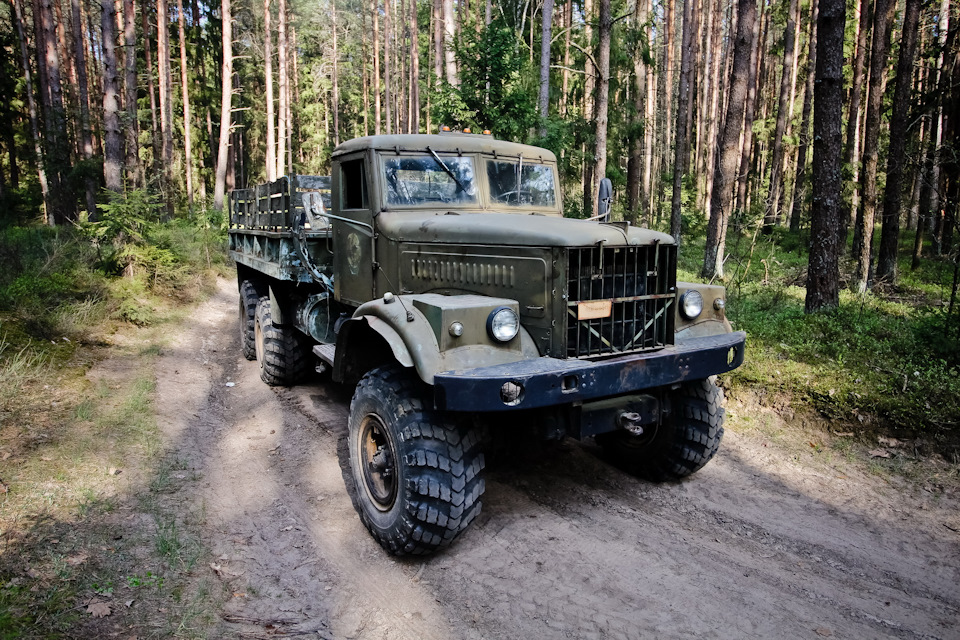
[255,297,310,386]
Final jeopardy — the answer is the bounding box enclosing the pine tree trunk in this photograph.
[214,0,232,209]
[158,0,175,212]
[876,0,923,283]
[265,0,276,180]
[102,0,122,192]
[71,0,97,216]
[374,0,382,134]
[789,0,818,233]
[643,0,655,225]
[735,3,761,216]
[37,0,73,222]
[702,0,756,279]
[141,0,161,183]
[11,0,50,217]
[627,0,648,224]
[670,0,698,245]
[763,0,799,231]
[590,0,611,209]
[409,0,420,133]
[537,0,554,136]
[123,0,139,186]
[582,0,595,217]
[842,0,870,248]
[560,0,571,117]
[277,0,288,176]
[853,0,896,293]
[385,0,393,133]
[805,0,845,312]
[176,0,193,206]
[332,0,340,146]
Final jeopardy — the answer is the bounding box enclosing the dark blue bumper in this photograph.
[432,331,746,412]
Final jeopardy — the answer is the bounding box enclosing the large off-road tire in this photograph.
[343,365,485,555]
[597,377,724,482]
[254,296,311,386]
[239,280,261,361]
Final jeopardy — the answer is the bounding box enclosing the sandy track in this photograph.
[153,280,960,639]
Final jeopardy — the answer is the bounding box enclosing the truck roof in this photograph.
[332,133,558,164]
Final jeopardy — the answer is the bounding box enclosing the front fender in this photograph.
[351,294,539,385]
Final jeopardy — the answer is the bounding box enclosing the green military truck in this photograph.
[228,132,745,556]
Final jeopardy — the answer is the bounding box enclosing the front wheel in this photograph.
[344,365,485,555]
[597,378,725,481]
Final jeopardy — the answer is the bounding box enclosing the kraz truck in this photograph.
[228,132,745,556]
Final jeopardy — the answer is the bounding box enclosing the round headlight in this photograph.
[679,290,704,320]
[487,307,520,342]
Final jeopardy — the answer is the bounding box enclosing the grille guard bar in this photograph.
[432,331,746,412]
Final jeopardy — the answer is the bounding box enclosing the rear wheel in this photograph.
[597,378,724,481]
[239,280,261,361]
[254,297,310,386]
[343,365,485,555]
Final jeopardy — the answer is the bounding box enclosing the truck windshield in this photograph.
[384,156,478,206]
[486,160,557,208]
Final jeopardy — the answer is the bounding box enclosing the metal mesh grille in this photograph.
[565,243,676,358]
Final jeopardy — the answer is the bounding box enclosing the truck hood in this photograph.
[376,211,675,247]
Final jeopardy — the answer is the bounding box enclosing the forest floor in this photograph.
[3,278,960,639]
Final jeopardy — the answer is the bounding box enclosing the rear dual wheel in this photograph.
[253,296,311,386]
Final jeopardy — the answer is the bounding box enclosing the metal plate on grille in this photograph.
[577,300,612,320]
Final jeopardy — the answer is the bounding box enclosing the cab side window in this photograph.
[341,159,368,210]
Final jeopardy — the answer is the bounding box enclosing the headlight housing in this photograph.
[679,290,704,320]
[487,306,520,342]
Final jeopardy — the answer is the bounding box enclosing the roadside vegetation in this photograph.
[0,190,958,637]
[0,195,228,638]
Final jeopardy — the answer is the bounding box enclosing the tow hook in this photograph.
[617,411,644,436]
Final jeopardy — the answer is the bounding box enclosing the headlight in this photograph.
[679,290,704,320]
[487,306,519,342]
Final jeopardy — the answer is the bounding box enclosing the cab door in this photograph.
[331,152,377,305]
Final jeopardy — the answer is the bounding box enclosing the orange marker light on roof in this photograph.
[483,130,492,135]
[463,127,472,133]
[441,125,451,132]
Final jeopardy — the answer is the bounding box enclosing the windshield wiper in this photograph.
[426,147,471,193]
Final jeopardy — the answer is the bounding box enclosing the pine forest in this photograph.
[1,0,960,307]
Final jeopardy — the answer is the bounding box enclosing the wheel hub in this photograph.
[358,414,398,511]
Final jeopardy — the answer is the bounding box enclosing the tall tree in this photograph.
[158,0,175,209]
[124,0,139,185]
[703,0,757,279]
[590,0,612,204]
[265,0,276,181]
[142,0,162,182]
[789,0,818,232]
[102,0,122,191]
[331,0,340,146]
[853,0,896,293]
[11,0,49,216]
[763,0,799,232]
[669,0,699,244]
[214,0,233,208]
[876,0,923,283]
[841,0,870,245]
[71,0,97,215]
[805,0,846,312]
[177,0,194,205]
[277,0,288,176]
[409,0,420,133]
[537,0,554,136]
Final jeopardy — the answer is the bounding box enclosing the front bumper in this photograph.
[432,331,745,412]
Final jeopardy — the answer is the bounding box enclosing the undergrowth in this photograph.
[678,224,960,450]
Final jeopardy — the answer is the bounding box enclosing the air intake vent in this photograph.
[566,242,676,358]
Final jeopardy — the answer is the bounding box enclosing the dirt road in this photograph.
[153,280,960,639]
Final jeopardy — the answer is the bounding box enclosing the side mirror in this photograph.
[596,178,613,222]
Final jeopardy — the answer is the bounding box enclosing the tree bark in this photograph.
[214,0,233,209]
[331,0,340,146]
[102,0,122,192]
[374,0,382,134]
[409,0,420,133]
[123,0,139,185]
[265,0,276,180]
[590,0,612,205]
[37,0,73,222]
[702,0,756,279]
[176,0,194,206]
[853,0,896,293]
[158,0,175,210]
[277,0,288,176]
[71,0,97,216]
[442,0,457,86]
[142,0,162,183]
[537,0,554,136]
[789,0,818,233]
[763,0,799,231]
[805,0,845,313]
[11,0,49,217]
[385,0,393,133]
[876,0,922,283]
[735,0,762,217]
[669,0,699,245]
[841,0,870,248]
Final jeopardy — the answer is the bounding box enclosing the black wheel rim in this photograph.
[358,413,398,511]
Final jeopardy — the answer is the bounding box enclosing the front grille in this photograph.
[566,242,676,358]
